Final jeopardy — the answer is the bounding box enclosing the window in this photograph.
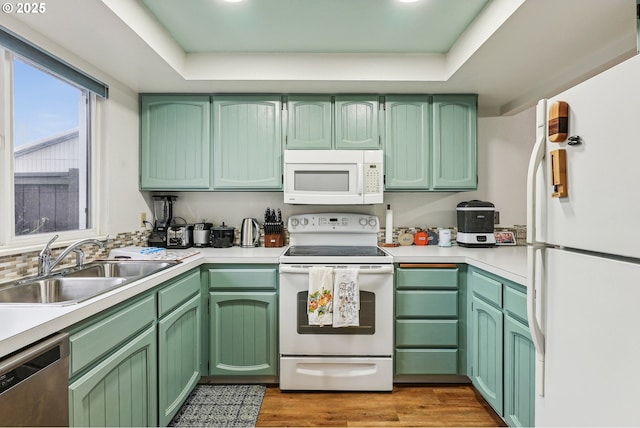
[0,27,108,249]
[13,57,90,236]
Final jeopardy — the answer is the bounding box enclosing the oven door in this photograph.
[279,264,393,356]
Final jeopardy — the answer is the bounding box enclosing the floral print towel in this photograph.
[308,266,334,326]
[332,268,360,327]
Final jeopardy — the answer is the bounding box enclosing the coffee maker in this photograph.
[147,195,177,248]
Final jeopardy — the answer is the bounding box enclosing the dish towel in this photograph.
[308,266,334,326]
[332,268,360,327]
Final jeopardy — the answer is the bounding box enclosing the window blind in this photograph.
[0,25,108,98]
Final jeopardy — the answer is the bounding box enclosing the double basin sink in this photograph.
[0,260,178,306]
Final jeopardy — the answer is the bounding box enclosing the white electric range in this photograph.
[278,213,394,391]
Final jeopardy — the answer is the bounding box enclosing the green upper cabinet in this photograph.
[212,96,282,189]
[140,95,212,190]
[431,95,477,190]
[334,96,381,149]
[284,96,333,149]
[384,96,431,190]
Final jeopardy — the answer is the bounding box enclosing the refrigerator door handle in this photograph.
[526,100,547,245]
[527,245,546,397]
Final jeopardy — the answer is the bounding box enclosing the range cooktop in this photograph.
[283,245,387,258]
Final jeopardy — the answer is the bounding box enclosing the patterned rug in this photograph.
[170,384,266,427]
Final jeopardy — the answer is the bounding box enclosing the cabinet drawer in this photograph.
[396,290,458,317]
[397,267,458,290]
[158,269,201,317]
[69,295,156,377]
[396,319,458,347]
[208,266,277,290]
[470,269,502,306]
[395,349,458,375]
[504,285,528,324]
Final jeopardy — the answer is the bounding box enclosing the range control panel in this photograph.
[288,213,379,233]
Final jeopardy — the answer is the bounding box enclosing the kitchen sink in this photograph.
[64,260,178,279]
[0,260,179,305]
[0,277,129,305]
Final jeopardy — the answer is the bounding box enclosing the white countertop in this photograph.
[0,244,526,358]
[384,245,527,286]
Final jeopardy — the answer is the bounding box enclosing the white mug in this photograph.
[438,229,452,247]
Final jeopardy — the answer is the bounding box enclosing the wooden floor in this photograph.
[256,384,506,427]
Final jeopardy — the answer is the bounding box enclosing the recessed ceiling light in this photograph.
[223,0,243,2]
[397,0,421,2]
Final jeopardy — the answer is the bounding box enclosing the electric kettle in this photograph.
[240,218,260,247]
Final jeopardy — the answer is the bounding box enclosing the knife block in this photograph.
[264,233,284,247]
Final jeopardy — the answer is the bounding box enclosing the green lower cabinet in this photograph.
[504,314,535,427]
[158,293,201,426]
[394,266,460,378]
[69,325,158,427]
[468,267,535,427]
[470,296,503,415]
[209,291,277,376]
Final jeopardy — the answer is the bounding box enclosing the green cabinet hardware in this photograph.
[68,325,158,427]
[284,96,333,149]
[212,96,282,189]
[395,265,460,378]
[432,95,477,190]
[468,267,535,427]
[207,265,278,378]
[140,95,212,190]
[384,96,431,189]
[334,96,381,149]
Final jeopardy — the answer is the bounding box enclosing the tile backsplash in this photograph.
[0,224,526,283]
[0,230,150,284]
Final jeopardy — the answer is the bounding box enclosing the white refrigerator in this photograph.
[527,54,640,426]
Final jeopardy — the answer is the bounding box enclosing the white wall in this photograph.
[5,15,537,238]
[169,108,536,231]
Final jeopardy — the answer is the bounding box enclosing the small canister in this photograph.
[439,229,452,247]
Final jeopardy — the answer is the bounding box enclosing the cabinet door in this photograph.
[209,291,277,376]
[334,96,380,149]
[158,293,201,427]
[140,95,212,190]
[213,96,282,189]
[384,96,430,189]
[69,326,157,427]
[504,316,535,428]
[285,96,332,149]
[471,296,503,415]
[432,95,477,189]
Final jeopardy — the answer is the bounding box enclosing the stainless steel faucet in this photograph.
[38,235,107,276]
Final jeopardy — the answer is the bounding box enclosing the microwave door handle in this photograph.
[357,163,363,195]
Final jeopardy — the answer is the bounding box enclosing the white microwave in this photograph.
[283,150,384,205]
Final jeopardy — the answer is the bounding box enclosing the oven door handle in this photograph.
[279,265,394,274]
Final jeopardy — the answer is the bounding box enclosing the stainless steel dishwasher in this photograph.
[0,333,69,426]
